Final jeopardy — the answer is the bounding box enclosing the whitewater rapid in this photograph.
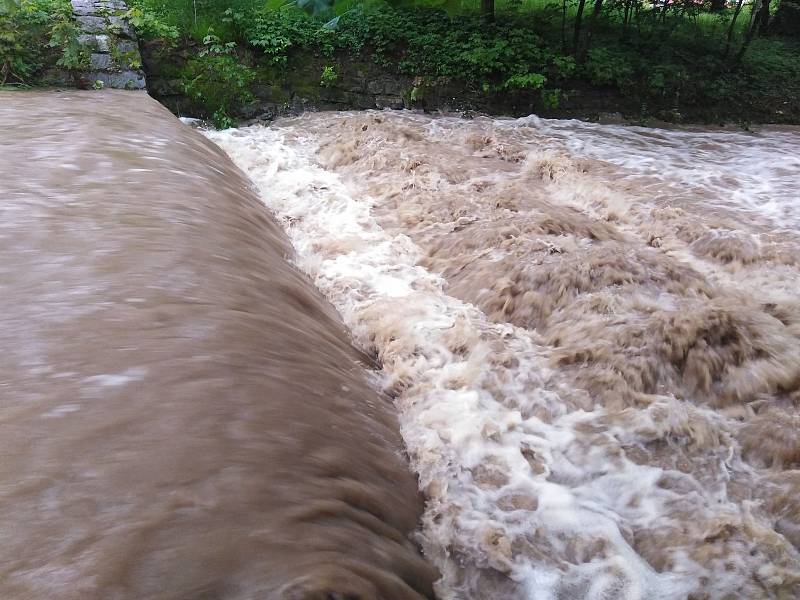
[205,112,800,600]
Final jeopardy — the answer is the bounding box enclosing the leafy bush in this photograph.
[336,9,558,84]
[125,6,179,43]
[237,6,571,94]
[49,17,88,70]
[243,9,324,64]
[503,72,546,90]
[0,0,81,84]
[181,36,255,127]
[582,46,635,87]
[320,64,337,86]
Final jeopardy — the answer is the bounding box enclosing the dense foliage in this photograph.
[181,31,255,127]
[0,0,86,85]
[129,0,798,125]
[5,0,795,124]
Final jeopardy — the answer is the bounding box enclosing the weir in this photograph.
[0,90,436,599]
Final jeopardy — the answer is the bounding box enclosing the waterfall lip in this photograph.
[0,91,436,599]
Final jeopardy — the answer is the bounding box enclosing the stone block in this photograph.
[354,93,378,109]
[107,16,133,38]
[383,78,407,97]
[71,0,95,16]
[89,70,146,90]
[90,53,113,70]
[94,0,127,10]
[76,16,107,33]
[115,40,138,55]
[96,34,111,52]
[77,34,105,51]
[366,79,384,95]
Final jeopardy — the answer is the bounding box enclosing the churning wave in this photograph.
[206,112,800,600]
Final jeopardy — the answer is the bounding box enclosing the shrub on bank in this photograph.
[0,0,86,86]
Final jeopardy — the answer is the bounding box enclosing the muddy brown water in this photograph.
[2,89,799,600]
[207,111,800,600]
[0,91,436,599]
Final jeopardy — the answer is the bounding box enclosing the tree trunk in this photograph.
[578,0,605,60]
[635,0,642,35]
[756,0,771,33]
[660,0,670,22]
[573,0,588,52]
[481,0,495,22]
[622,0,632,39]
[737,0,764,61]
[724,0,746,57]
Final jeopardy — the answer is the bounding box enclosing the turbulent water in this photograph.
[0,92,436,599]
[206,112,800,600]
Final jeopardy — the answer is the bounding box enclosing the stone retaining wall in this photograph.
[71,0,146,89]
[141,44,638,124]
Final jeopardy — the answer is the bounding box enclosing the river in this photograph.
[206,112,800,599]
[0,91,435,599]
[1,90,799,599]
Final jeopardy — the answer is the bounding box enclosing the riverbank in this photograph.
[134,2,800,127]
[3,1,800,126]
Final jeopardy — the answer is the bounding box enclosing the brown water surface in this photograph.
[0,91,435,600]
[208,111,800,600]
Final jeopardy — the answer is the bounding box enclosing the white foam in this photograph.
[509,118,800,231]
[83,367,146,388]
[204,118,799,600]
[42,404,81,418]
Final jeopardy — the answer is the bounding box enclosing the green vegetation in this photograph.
[0,0,87,85]
[128,0,799,123]
[3,0,794,123]
[320,64,338,86]
[182,31,255,126]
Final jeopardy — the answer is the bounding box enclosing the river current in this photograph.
[1,89,798,600]
[0,91,435,599]
[206,112,800,600]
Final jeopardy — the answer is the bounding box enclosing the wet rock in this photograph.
[78,34,110,52]
[597,111,626,124]
[89,70,146,90]
[90,53,112,70]
[39,68,76,87]
[375,95,404,110]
